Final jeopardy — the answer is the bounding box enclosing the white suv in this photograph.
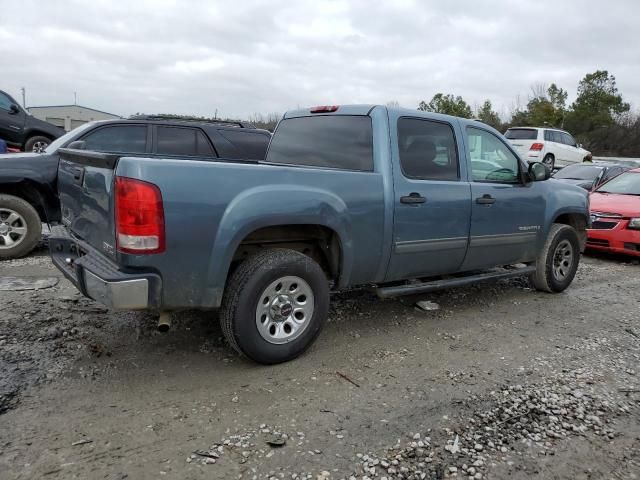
[504,127,591,169]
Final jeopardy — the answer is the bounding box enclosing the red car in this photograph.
[587,168,640,257]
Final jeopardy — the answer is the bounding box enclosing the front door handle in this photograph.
[476,194,496,205]
[400,192,426,204]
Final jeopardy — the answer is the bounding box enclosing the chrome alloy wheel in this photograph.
[552,239,574,281]
[255,276,315,344]
[0,208,27,249]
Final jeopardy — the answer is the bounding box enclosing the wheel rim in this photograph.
[552,239,573,281]
[543,156,553,167]
[255,276,315,345]
[0,208,28,249]
[32,141,48,152]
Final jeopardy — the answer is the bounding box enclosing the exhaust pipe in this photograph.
[157,312,171,332]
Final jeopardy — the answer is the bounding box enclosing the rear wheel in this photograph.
[0,195,42,259]
[542,154,555,170]
[531,224,580,293]
[220,249,329,364]
[24,136,52,152]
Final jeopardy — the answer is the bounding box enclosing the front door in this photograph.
[561,132,582,163]
[463,126,545,270]
[0,92,25,145]
[386,116,471,281]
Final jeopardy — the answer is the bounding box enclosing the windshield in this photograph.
[504,128,537,140]
[44,122,95,153]
[596,171,640,195]
[554,164,603,180]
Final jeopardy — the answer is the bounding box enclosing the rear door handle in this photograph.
[476,194,496,205]
[400,193,426,204]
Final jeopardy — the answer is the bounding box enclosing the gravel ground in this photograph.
[0,248,638,479]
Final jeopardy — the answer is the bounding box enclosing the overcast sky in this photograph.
[2,0,639,120]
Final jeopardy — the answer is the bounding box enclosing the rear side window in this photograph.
[504,128,538,140]
[219,130,270,160]
[157,126,214,157]
[266,116,373,171]
[81,125,147,153]
[397,118,459,180]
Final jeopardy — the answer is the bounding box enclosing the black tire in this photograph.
[220,248,329,364]
[542,154,555,170]
[24,136,52,152]
[0,194,42,260]
[531,224,580,293]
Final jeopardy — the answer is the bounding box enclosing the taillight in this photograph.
[115,176,165,254]
[310,105,339,113]
[530,143,544,151]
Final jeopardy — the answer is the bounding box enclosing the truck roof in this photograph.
[283,104,503,134]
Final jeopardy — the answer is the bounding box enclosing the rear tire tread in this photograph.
[219,248,327,362]
[532,223,579,293]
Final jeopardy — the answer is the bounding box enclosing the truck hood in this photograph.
[590,192,640,218]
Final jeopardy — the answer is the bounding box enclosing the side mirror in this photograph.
[577,143,583,149]
[67,140,86,150]
[9,104,20,114]
[528,162,550,182]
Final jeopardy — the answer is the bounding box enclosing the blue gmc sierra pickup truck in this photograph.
[50,105,590,364]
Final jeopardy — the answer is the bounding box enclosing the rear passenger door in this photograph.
[462,126,545,270]
[153,125,217,159]
[386,116,471,281]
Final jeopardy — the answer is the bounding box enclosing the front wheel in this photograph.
[531,224,580,293]
[24,136,52,152]
[220,249,329,364]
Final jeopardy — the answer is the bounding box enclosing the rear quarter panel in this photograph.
[115,157,387,309]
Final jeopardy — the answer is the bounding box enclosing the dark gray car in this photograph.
[0,118,271,259]
[0,90,65,151]
[552,163,629,191]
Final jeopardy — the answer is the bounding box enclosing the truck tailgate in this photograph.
[57,149,119,259]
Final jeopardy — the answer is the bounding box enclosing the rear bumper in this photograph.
[587,222,640,257]
[49,226,162,310]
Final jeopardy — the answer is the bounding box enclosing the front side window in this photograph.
[397,118,459,180]
[266,115,373,171]
[0,93,13,111]
[81,125,147,153]
[468,127,521,183]
[561,132,576,147]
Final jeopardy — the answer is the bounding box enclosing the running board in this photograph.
[374,265,536,299]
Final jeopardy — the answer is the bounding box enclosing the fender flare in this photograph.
[201,185,353,308]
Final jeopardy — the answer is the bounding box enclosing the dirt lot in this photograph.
[0,248,639,480]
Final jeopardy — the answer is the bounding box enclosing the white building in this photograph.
[27,105,121,131]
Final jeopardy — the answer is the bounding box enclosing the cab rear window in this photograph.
[266,116,373,171]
